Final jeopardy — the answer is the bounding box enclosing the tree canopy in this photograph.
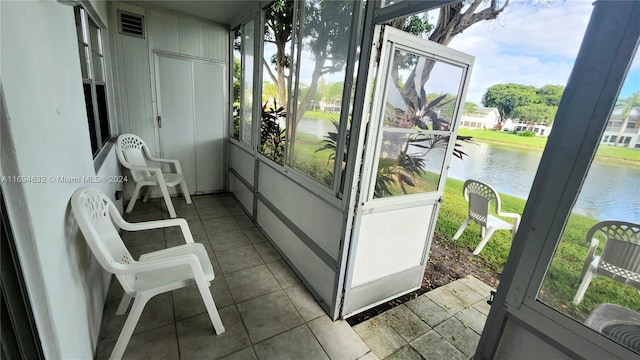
[537,84,565,106]
[510,104,557,125]
[464,102,478,113]
[482,83,540,119]
[482,83,564,125]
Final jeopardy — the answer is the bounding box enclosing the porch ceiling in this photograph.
[129,0,263,26]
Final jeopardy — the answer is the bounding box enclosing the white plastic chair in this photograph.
[572,221,640,304]
[71,188,224,360]
[452,179,521,255]
[116,134,191,218]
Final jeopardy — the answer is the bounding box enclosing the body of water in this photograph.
[297,117,335,137]
[447,142,639,223]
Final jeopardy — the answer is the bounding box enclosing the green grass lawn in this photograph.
[458,128,640,165]
[302,110,341,122]
[436,177,640,320]
[291,132,335,186]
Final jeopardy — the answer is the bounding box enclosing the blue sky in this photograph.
[444,0,639,104]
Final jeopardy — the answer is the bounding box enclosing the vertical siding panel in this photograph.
[144,8,227,61]
[204,23,215,60]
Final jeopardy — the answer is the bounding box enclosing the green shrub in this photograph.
[518,130,536,137]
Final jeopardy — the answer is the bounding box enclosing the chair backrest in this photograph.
[463,180,501,228]
[590,221,640,279]
[71,188,136,293]
[117,134,150,181]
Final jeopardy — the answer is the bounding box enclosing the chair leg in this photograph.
[452,219,471,240]
[159,184,177,218]
[115,294,132,316]
[195,281,225,334]
[126,185,143,214]
[142,186,155,202]
[473,228,497,255]
[572,271,594,304]
[179,181,192,204]
[110,294,148,360]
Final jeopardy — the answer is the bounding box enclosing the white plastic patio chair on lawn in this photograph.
[572,221,640,305]
[71,188,225,360]
[117,133,191,218]
[452,179,521,255]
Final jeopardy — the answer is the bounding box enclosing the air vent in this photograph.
[118,10,145,39]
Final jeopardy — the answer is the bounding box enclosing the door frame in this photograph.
[151,51,229,194]
[340,25,474,317]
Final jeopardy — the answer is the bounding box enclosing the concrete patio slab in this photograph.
[308,316,370,360]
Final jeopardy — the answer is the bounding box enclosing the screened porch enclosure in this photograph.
[223,0,473,320]
[110,0,472,321]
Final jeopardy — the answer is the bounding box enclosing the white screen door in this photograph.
[155,54,225,194]
[342,26,474,316]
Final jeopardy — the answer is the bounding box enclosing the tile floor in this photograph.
[95,194,494,360]
[353,276,494,360]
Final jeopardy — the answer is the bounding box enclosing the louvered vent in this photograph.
[118,11,145,38]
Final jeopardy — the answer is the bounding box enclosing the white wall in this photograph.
[1,1,119,357]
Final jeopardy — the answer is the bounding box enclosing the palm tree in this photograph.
[615,91,640,146]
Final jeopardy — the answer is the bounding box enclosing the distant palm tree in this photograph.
[615,91,640,146]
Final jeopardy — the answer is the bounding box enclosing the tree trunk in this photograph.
[295,52,327,125]
[276,41,288,107]
[617,115,630,146]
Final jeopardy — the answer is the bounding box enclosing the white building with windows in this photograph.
[502,119,553,137]
[459,106,500,129]
[601,114,640,148]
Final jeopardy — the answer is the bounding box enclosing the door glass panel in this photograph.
[383,49,463,130]
[538,49,640,355]
[375,131,447,197]
[373,46,465,199]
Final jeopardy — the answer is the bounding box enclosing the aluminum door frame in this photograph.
[341,25,474,317]
[153,52,227,194]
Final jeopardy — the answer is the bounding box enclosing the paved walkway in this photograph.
[353,277,493,360]
[96,194,494,360]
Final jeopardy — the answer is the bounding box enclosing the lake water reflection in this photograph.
[447,142,639,223]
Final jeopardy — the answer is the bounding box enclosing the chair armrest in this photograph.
[578,238,600,282]
[145,154,183,174]
[123,163,162,175]
[498,211,521,229]
[111,253,203,276]
[116,218,195,244]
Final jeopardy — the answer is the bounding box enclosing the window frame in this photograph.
[74,5,113,165]
[258,0,364,198]
[229,16,258,151]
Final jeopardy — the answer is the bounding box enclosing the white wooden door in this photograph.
[341,26,474,316]
[155,54,225,194]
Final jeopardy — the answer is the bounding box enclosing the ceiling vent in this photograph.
[118,11,145,39]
